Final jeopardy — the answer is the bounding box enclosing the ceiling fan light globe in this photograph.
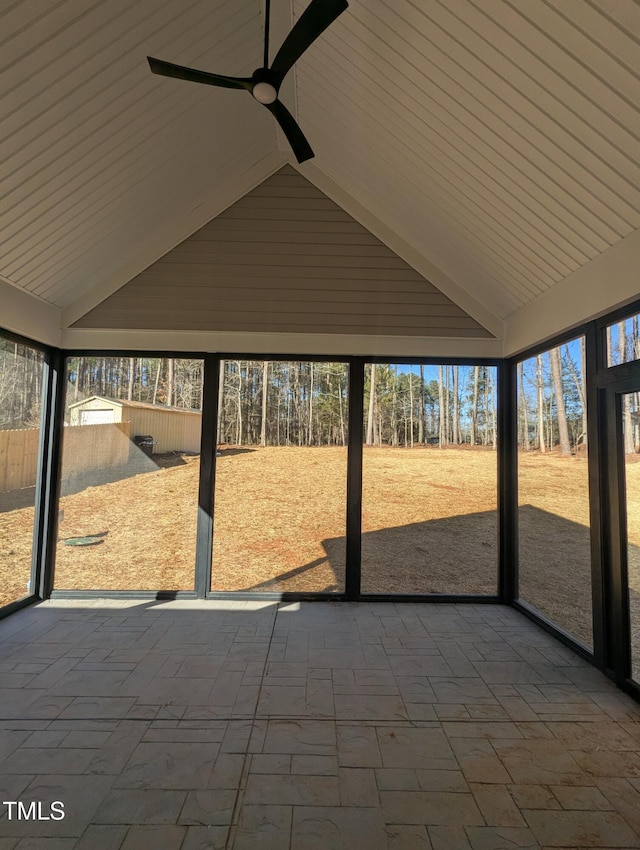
[252,82,277,104]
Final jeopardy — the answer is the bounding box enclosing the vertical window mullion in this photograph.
[345,358,364,600]
[35,348,65,600]
[196,354,219,597]
[498,359,518,604]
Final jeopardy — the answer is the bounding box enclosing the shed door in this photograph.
[80,409,114,425]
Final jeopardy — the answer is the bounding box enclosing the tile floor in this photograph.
[1,599,640,849]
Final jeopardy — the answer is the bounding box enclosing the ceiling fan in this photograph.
[147,0,348,163]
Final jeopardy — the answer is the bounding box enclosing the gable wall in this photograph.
[73,167,492,340]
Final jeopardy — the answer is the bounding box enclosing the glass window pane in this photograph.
[517,339,593,647]
[622,391,640,684]
[0,337,44,607]
[212,360,348,593]
[361,363,498,594]
[54,357,203,591]
[607,315,640,367]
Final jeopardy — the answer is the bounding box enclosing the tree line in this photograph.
[519,322,640,456]
[2,334,638,454]
[217,361,498,449]
[0,339,44,429]
[518,343,586,456]
[64,357,204,416]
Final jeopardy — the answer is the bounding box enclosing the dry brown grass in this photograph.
[1,447,639,656]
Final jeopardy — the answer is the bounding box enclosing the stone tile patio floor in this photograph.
[1,600,640,849]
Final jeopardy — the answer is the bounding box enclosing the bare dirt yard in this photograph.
[1,446,639,654]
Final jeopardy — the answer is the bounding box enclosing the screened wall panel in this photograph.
[0,336,44,607]
[517,338,593,647]
[211,360,348,593]
[621,390,640,685]
[361,363,498,594]
[54,357,203,591]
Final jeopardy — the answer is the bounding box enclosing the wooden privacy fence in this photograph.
[0,422,131,493]
[0,428,39,492]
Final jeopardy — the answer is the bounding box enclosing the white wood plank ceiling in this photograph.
[1,0,639,347]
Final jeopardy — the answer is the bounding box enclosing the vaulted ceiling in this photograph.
[2,0,639,356]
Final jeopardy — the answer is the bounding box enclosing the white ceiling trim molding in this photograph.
[0,277,61,346]
[298,160,504,340]
[61,327,503,358]
[505,228,640,357]
[61,149,288,329]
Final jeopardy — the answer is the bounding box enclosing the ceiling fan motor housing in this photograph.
[251,68,279,104]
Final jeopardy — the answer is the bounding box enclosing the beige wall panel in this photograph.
[74,167,492,340]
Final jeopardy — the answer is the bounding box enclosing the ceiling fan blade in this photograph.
[270,0,348,85]
[147,56,253,91]
[265,99,314,163]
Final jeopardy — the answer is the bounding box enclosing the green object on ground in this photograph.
[62,536,104,547]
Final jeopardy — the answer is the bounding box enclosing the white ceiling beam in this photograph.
[504,228,640,356]
[61,149,288,329]
[0,277,61,346]
[61,327,503,357]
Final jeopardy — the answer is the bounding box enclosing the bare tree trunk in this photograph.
[628,394,639,453]
[236,361,243,446]
[409,374,414,448]
[391,366,398,447]
[152,359,161,405]
[470,365,479,447]
[127,357,136,401]
[607,324,614,365]
[260,360,269,447]
[444,366,450,444]
[418,364,425,444]
[483,367,490,446]
[549,347,571,455]
[166,358,174,407]
[620,324,635,454]
[74,357,82,402]
[452,366,460,444]
[438,365,445,448]
[517,361,528,450]
[490,371,497,449]
[366,365,376,446]
[277,371,282,446]
[295,366,302,446]
[285,365,292,445]
[536,354,546,453]
[338,371,346,447]
[565,342,586,448]
[308,361,314,446]
[216,360,225,441]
